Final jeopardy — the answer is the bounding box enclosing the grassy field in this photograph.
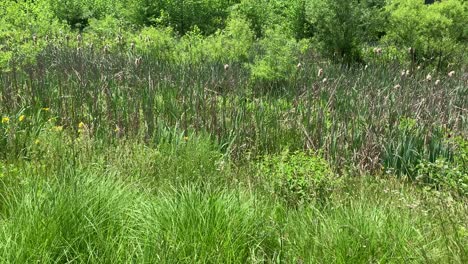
[0,44,466,263]
[0,0,467,262]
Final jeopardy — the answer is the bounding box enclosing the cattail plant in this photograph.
[426,74,432,82]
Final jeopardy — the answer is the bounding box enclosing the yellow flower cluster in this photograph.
[1,117,9,124]
[52,126,63,132]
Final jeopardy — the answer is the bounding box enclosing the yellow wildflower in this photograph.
[1,117,9,124]
[53,126,63,132]
[42,107,50,111]
[184,136,189,141]
[35,139,40,145]
[78,122,85,129]
[114,126,120,132]
[19,115,25,122]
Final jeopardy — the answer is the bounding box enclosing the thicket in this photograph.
[1,0,467,70]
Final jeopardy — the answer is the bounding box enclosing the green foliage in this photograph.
[133,26,176,61]
[151,187,268,262]
[416,158,467,195]
[232,0,310,39]
[83,16,133,50]
[1,0,468,262]
[155,133,227,186]
[0,120,467,262]
[382,117,452,178]
[306,0,384,62]
[384,0,468,68]
[174,17,254,64]
[47,0,123,29]
[258,150,339,206]
[0,0,67,70]
[250,26,308,84]
[124,0,237,35]
[416,136,468,195]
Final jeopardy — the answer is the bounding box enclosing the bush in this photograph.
[416,158,467,195]
[133,26,176,62]
[232,0,311,39]
[174,17,254,64]
[306,0,384,63]
[250,26,308,86]
[384,0,468,68]
[0,0,67,71]
[47,0,122,29]
[258,150,339,207]
[416,136,468,195]
[123,0,237,35]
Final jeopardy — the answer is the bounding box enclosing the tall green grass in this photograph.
[1,45,466,175]
[0,141,466,263]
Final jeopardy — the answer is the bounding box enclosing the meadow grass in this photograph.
[0,131,466,263]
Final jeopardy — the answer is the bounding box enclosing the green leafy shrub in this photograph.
[416,136,468,195]
[47,0,122,29]
[133,26,176,62]
[232,0,310,39]
[416,158,467,195]
[83,16,133,51]
[0,0,67,71]
[306,0,384,62]
[174,17,254,64]
[123,0,236,35]
[204,17,255,63]
[384,0,467,68]
[230,0,271,38]
[258,150,339,207]
[250,26,308,86]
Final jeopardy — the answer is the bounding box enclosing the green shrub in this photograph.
[0,0,67,71]
[416,136,468,195]
[47,0,122,29]
[384,0,468,68]
[174,17,254,64]
[306,0,384,62]
[416,158,467,195]
[250,26,308,86]
[205,17,255,63]
[123,0,237,35]
[133,26,176,62]
[232,0,311,39]
[258,150,339,207]
[82,16,133,51]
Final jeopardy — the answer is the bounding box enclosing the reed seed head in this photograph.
[135,57,142,68]
[426,74,432,82]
